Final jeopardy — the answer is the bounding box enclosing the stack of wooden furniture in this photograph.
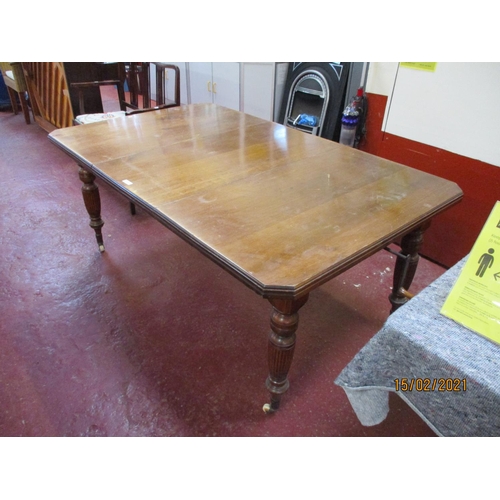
[16,62,181,132]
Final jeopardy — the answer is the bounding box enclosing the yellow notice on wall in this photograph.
[400,62,437,72]
[441,201,500,344]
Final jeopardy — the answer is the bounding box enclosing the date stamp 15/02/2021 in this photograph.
[394,378,467,392]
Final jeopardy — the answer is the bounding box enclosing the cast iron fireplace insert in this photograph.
[279,62,351,141]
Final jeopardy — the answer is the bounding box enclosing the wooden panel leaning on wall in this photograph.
[22,62,74,132]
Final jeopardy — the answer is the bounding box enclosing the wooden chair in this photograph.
[21,62,74,132]
[72,63,181,125]
[0,62,31,124]
[70,79,128,124]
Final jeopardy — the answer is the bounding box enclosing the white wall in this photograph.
[366,62,398,96]
[366,62,500,168]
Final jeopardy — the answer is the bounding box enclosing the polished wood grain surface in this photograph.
[49,103,463,412]
[49,103,462,298]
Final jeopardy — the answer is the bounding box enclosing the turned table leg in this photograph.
[78,166,105,252]
[263,294,309,413]
[389,222,431,312]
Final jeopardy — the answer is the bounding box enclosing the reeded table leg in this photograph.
[389,222,430,312]
[263,294,309,413]
[79,166,105,252]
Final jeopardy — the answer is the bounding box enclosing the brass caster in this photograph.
[263,403,276,414]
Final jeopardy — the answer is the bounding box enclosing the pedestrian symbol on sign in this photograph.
[476,248,495,278]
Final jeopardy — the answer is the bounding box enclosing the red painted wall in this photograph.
[359,93,500,268]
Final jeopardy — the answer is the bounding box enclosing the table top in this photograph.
[49,104,463,298]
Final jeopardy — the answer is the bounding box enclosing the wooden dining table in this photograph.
[48,103,463,413]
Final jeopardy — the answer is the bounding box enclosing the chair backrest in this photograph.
[122,63,181,116]
[119,62,181,110]
[21,62,74,131]
[0,62,27,93]
[120,62,150,109]
[154,63,180,107]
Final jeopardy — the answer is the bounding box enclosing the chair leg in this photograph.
[19,91,30,124]
[6,86,18,115]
